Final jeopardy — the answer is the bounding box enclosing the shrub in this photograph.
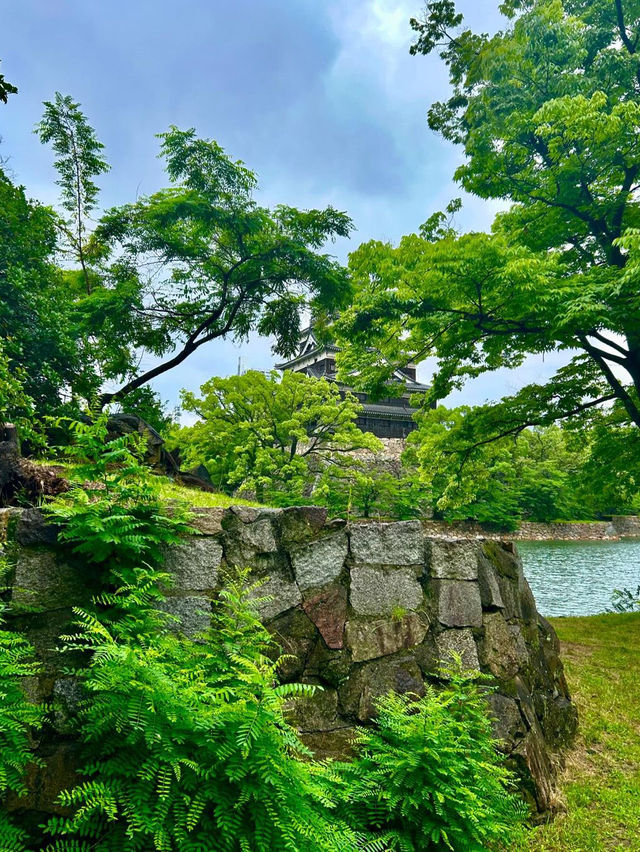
[330,668,527,851]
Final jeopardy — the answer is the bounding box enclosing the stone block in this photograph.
[301,727,356,761]
[435,579,483,628]
[350,566,424,616]
[161,595,211,637]
[427,538,479,580]
[280,506,328,545]
[345,612,428,663]
[302,585,347,649]
[188,507,227,535]
[477,551,504,609]
[487,693,525,747]
[291,531,348,590]
[349,521,423,566]
[251,572,302,621]
[480,611,521,680]
[286,687,341,732]
[15,509,59,545]
[436,627,480,671]
[222,508,280,566]
[482,540,521,579]
[12,550,78,611]
[53,677,84,733]
[339,655,424,721]
[164,539,222,591]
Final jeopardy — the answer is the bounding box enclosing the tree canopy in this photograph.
[90,127,351,407]
[336,0,640,446]
[179,370,380,500]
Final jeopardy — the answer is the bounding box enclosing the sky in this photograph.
[1,0,570,417]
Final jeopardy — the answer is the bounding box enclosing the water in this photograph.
[517,539,640,617]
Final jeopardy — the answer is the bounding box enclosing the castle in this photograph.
[275,326,430,439]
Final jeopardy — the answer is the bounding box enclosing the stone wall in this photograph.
[0,506,577,823]
[422,518,634,540]
[610,515,640,537]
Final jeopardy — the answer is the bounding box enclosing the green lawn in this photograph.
[522,612,640,851]
[154,477,260,508]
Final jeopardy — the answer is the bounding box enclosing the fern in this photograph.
[328,662,528,851]
[0,566,44,852]
[45,573,362,851]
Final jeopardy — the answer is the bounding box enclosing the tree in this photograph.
[87,127,352,407]
[179,370,380,500]
[0,169,94,413]
[37,92,110,295]
[403,403,635,527]
[337,0,640,445]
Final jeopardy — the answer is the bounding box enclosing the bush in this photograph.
[330,668,527,851]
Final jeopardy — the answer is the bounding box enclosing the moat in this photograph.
[519,539,640,617]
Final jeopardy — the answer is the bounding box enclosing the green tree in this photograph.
[316,464,429,520]
[405,405,523,529]
[403,406,603,528]
[91,128,352,407]
[337,0,640,444]
[179,370,380,501]
[0,169,93,417]
[36,92,110,295]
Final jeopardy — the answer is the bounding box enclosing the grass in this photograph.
[521,612,640,851]
[154,477,260,508]
[33,458,261,509]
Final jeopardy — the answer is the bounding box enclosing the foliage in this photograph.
[45,413,192,637]
[315,463,428,521]
[402,405,633,528]
[0,341,42,448]
[179,370,380,501]
[0,168,92,416]
[0,565,44,851]
[337,0,640,448]
[330,667,527,851]
[42,416,363,850]
[609,586,640,614]
[47,413,191,567]
[0,60,17,103]
[36,93,110,296]
[76,125,352,407]
[45,573,363,852]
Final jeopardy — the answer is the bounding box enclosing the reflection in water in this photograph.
[517,539,640,617]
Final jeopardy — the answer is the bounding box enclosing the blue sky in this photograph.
[1,0,568,416]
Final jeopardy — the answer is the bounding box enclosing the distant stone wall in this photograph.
[422,518,634,540]
[610,515,640,537]
[0,506,577,824]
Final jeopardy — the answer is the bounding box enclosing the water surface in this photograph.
[517,539,640,617]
